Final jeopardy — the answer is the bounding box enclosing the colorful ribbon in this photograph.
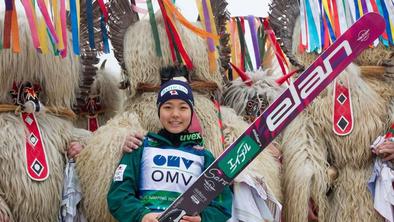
[147,0,162,57]
[70,0,80,55]
[21,0,41,52]
[101,16,110,54]
[248,16,261,69]
[4,0,13,49]
[300,0,393,51]
[212,97,225,150]
[199,0,217,73]
[60,0,68,57]
[158,0,193,70]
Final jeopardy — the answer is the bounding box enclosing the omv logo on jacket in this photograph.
[140,147,204,193]
[153,155,194,170]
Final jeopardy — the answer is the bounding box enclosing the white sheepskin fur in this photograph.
[280,15,394,221]
[76,111,145,222]
[281,63,392,222]
[0,16,79,108]
[123,14,223,97]
[74,68,123,130]
[223,70,286,118]
[0,14,91,221]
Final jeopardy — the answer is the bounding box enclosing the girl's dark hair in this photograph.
[160,65,190,83]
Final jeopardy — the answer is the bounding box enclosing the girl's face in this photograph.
[159,99,192,134]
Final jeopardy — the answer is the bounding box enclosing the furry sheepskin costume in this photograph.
[223,69,285,123]
[73,65,123,131]
[269,0,394,221]
[0,15,90,222]
[76,2,283,221]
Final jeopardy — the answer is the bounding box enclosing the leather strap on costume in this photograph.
[11,82,49,181]
[4,81,76,181]
[87,115,99,132]
[332,77,353,135]
[81,96,101,132]
[137,81,219,94]
[22,112,49,181]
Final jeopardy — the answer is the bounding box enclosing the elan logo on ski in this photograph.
[158,13,386,222]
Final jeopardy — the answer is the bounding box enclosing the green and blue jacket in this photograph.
[107,131,232,222]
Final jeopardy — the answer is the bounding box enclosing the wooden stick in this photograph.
[361,66,386,76]
[137,81,219,93]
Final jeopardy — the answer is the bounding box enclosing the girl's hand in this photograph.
[141,212,160,222]
[181,215,201,222]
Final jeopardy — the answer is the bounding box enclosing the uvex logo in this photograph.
[180,133,202,141]
[357,29,370,42]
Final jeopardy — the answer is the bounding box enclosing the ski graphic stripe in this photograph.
[158,12,386,222]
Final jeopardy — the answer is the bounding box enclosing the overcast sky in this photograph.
[104,0,271,74]
[169,0,270,19]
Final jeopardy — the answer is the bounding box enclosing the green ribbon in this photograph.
[244,42,253,71]
[147,0,162,57]
[257,23,266,69]
[48,29,59,55]
[236,17,253,71]
[168,25,183,64]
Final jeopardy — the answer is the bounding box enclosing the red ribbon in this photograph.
[158,0,193,70]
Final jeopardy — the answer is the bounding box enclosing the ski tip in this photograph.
[361,12,386,33]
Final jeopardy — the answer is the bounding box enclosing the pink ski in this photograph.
[158,13,386,222]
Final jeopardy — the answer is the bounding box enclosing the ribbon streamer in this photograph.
[60,0,68,57]
[21,0,41,52]
[163,0,220,40]
[70,0,80,55]
[248,16,261,69]
[36,0,59,44]
[200,0,217,72]
[147,0,162,57]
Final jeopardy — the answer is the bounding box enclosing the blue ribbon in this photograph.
[375,0,388,46]
[322,8,337,43]
[70,0,80,55]
[378,0,393,45]
[305,0,320,52]
[318,0,325,50]
[5,0,13,10]
[100,16,110,54]
[354,0,360,20]
[86,0,95,49]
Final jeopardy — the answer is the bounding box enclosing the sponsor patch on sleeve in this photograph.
[113,164,127,182]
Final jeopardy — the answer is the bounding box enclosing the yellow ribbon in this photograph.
[37,16,49,54]
[53,0,65,51]
[204,0,219,45]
